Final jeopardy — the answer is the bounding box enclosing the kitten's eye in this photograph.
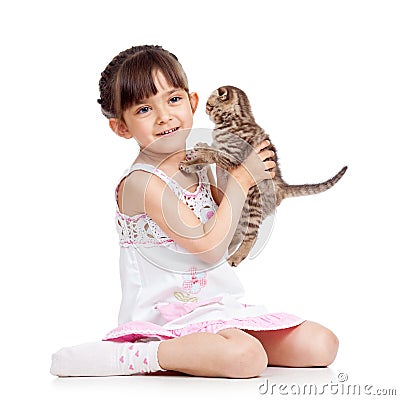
[137,106,151,114]
[169,96,182,104]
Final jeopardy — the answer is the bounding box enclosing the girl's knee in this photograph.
[224,335,268,378]
[313,327,339,367]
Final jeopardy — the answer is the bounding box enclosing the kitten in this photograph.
[180,86,347,267]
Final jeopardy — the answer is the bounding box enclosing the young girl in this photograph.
[50,45,338,378]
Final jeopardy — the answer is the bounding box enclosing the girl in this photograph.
[50,45,338,378]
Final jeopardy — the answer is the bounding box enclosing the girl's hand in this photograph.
[228,140,276,192]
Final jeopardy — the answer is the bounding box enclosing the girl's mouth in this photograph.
[156,127,179,136]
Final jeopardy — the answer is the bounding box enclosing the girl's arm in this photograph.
[206,166,223,206]
[126,141,274,264]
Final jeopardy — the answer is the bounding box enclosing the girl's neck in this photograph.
[134,149,186,172]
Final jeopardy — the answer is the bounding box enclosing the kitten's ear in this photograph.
[217,87,229,101]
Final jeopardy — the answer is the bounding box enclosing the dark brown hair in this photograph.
[98,45,189,120]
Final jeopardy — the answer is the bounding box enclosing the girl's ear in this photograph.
[109,118,133,139]
[189,92,199,114]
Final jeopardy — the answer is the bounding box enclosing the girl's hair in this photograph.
[98,45,189,120]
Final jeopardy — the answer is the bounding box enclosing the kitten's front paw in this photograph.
[179,160,194,173]
[184,143,209,162]
[180,144,210,173]
[179,160,206,174]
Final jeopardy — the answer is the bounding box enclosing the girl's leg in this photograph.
[245,320,339,367]
[158,328,268,378]
[51,328,268,378]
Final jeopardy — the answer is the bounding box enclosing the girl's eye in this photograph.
[137,106,150,114]
[169,96,182,104]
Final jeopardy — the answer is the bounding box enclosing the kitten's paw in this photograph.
[227,253,246,267]
[181,145,209,173]
[184,143,209,162]
[179,160,195,173]
[179,160,206,174]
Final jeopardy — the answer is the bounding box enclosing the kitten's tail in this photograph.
[282,166,348,200]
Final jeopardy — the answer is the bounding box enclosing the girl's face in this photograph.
[110,71,198,154]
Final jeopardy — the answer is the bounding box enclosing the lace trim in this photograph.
[116,211,174,247]
[115,165,217,247]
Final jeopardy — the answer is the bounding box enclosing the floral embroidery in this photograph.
[182,267,207,294]
[174,291,198,303]
[206,210,215,219]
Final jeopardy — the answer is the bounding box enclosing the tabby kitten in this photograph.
[179,86,347,267]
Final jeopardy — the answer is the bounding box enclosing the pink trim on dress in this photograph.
[120,239,174,246]
[117,211,147,222]
[103,313,305,343]
[181,183,203,197]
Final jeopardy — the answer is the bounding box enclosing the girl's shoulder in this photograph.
[116,163,184,216]
[116,169,153,217]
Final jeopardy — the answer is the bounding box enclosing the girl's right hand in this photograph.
[228,140,276,192]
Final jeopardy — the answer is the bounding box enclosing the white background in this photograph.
[1,0,399,399]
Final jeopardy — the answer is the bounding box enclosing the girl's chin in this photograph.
[144,132,188,153]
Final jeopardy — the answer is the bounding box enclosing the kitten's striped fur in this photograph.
[180,86,347,267]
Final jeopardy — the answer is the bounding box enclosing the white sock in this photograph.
[50,340,166,377]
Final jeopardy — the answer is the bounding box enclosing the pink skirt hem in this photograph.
[103,312,305,343]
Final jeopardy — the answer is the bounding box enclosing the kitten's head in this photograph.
[206,85,253,124]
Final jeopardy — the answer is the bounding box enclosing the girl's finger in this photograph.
[258,149,274,160]
[264,160,276,170]
[255,140,270,153]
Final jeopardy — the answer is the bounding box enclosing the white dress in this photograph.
[103,163,303,343]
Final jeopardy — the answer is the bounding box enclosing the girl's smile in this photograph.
[155,126,180,137]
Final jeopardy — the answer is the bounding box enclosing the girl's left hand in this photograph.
[229,140,276,191]
[256,140,276,179]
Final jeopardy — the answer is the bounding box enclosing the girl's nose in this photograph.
[157,107,172,124]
